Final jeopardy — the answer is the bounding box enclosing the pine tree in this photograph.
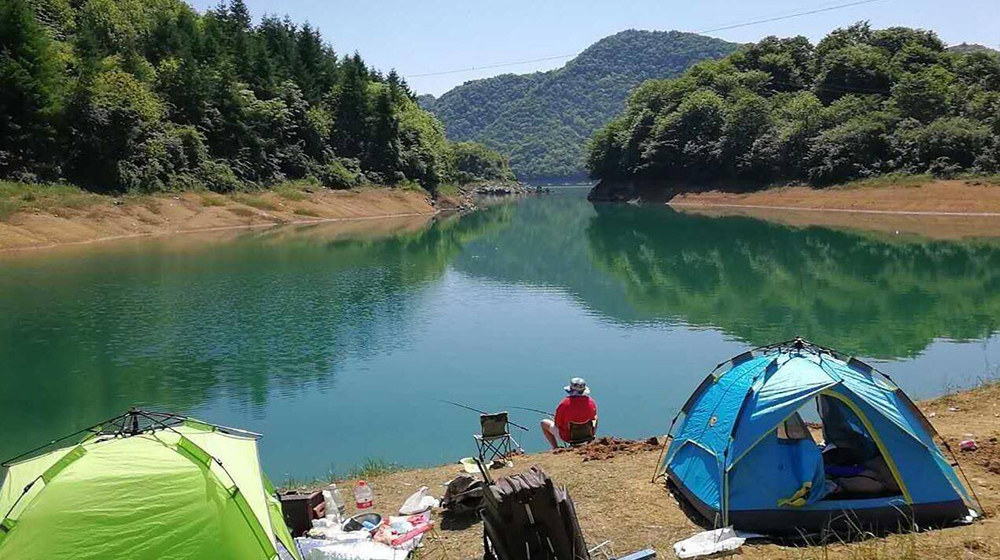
[295,23,324,102]
[386,69,413,101]
[332,53,370,158]
[0,0,65,179]
[368,86,399,175]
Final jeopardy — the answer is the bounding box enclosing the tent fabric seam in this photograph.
[167,435,278,559]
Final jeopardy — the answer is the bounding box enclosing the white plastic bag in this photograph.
[398,486,439,516]
[673,526,745,559]
[305,540,402,560]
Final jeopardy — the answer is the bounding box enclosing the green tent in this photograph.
[0,410,302,560]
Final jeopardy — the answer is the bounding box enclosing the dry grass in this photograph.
[275,182,312,202]
[293,208,321,217]
[227,206,257,218]
[232,193,280,211]
[199,193,228,207]
[0,181,102,220]
[838,173,934,190]
[963,174,1000,187]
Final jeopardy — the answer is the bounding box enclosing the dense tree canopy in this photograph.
[421,30,737,181]
[0,0,511,193]
[587,23,1000,188]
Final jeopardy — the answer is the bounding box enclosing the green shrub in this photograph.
[449,141,515,183]
[315,159,360,190]
[892,117,993,176]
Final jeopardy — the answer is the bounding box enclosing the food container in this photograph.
[342,512,383,533]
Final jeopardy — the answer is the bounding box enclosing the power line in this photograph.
[404,0,888,80]
[695,0,885,34]
[406,53,577,79]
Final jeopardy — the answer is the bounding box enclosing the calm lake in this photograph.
[2,186,999,481]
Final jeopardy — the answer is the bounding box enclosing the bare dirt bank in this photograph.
[315,382,1000,559]
[669,180,1000,215]
[0,187,437,252]
[669,180,1000,239]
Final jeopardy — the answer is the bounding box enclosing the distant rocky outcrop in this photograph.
[948,42,1000,55]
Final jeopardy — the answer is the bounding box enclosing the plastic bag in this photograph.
[673,527,745,559]
[305,540,400,560]
[398,486,439,516]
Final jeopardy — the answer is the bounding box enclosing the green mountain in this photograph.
[418,30,738,181]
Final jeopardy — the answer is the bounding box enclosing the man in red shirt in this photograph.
[541,378,598,449]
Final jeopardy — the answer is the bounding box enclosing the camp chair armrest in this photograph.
[474,435,510,442]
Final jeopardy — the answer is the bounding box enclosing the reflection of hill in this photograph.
[0,209,510,459]
[585,204,1000,358]
[453,194,644,321]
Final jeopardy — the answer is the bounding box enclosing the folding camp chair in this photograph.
[477,461,655,560]
[474,412,520,468]
[566,421,596,446]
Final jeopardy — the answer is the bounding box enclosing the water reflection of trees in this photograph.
[585,204,1000,358]
[0,207,512,459]
[6,195,1000,459]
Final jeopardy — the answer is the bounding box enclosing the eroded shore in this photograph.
[0,187,440,252]
[590,179,1000,238]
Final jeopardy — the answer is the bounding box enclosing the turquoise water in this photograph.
[2,187,999,480]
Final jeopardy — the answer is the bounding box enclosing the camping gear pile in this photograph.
[440,474,484,516]
[659,338,983,535]
[293,485,439,560]
[478,464,655,560]
[0,409,301,560]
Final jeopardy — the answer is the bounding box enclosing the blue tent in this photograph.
[658,339,980,534]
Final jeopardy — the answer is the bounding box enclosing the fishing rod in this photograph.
[506,405,553,417]
[437,399,530,432]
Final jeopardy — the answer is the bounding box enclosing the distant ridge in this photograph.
[419,30,737,181]
[947,42,999,55]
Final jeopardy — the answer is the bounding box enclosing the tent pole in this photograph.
[723,444,733,527]
[1,411,130,467]
[866,363,986,515]
[651,413,681,482]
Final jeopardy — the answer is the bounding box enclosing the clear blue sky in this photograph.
[189,0,1000,96]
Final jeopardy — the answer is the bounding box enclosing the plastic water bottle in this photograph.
[326,483,346,515]
[354,480,374,510]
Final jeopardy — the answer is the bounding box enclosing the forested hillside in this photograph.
[420,30,737,181]
[587,23,1000,190]
[0,0,511,194]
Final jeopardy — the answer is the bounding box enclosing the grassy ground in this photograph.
[292,382,1000,560]
[838,173,1000,190]
[0,181,103,219]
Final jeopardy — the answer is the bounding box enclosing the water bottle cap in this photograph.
[358,480,367,486]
